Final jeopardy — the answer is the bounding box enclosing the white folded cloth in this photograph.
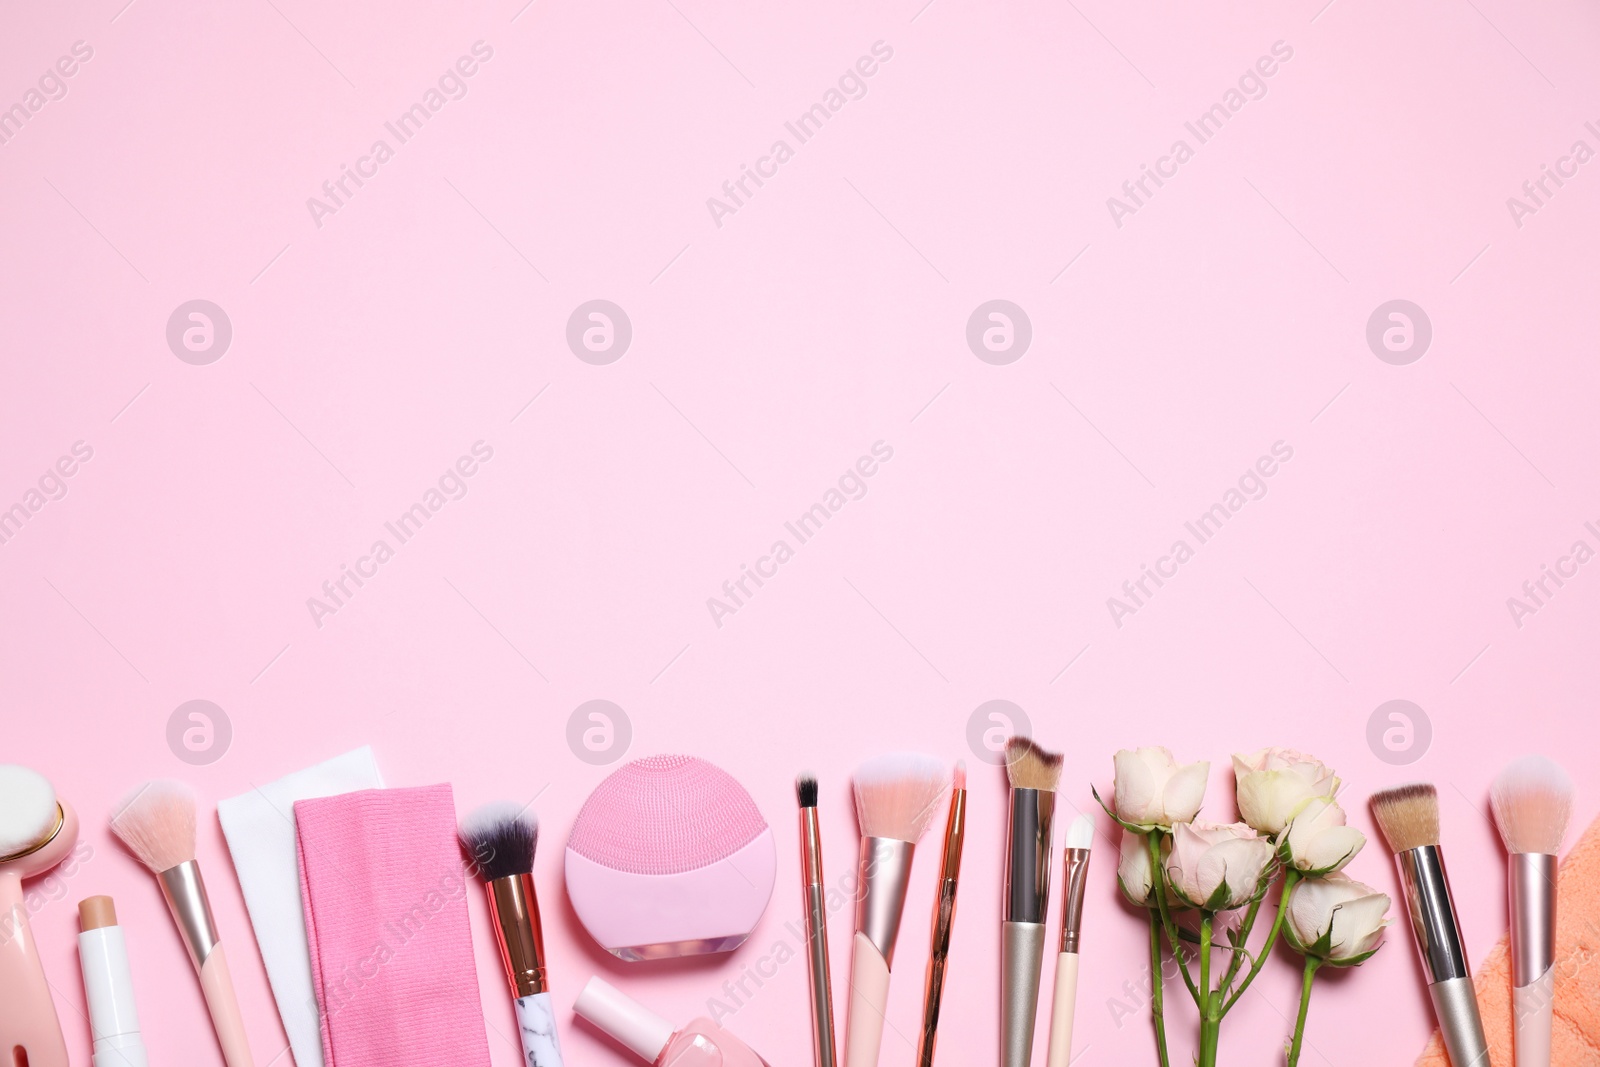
[218,747,384,1067]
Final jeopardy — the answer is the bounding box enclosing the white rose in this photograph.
[1282,797,1365,874]
[1286,873,1390,963]
[1167,820,1275,911]
[1113,747,1209,830]
[1232,747,1338,835]
[1117,828,1157,906]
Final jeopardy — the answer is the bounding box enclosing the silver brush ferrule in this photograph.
[855,837,914,965]
[1509,852,1557,987]
[1394,845,1469,983]
[1004,788,1055,925]
[158,860,220,968]
[1058,847,1091,953]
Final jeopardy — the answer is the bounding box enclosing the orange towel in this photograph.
[1416,814,1600,1067]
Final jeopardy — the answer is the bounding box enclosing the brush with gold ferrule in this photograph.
[459,802,564,1067]
[915,760,966,1067]
[797,774,838,1067]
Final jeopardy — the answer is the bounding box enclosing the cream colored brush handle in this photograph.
[199,943,256,1067]
[845,931,892,1067]
[1045,952,1079,1067]
[1514,969,1554,1067]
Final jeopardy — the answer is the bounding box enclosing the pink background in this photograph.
[4,0,1599,1063]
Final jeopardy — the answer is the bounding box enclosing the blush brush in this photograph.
[111,780,255,1067]
[1491,755,1573,1067]
[844,752,950,1067]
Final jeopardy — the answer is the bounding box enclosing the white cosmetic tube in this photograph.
[78,896,149,1067]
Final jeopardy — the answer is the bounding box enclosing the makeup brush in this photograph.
[1371,783,1489,1067]
[1002,737,1063,1067]
[459,802,565,1067]
[797,774,837,1067]
[1045,814,1094,1067]
[1491,756,1573,1067]
[916,760,966,1067]
[110,780,255,1067]
[844,752,950,1067]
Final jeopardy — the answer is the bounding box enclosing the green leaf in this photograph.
[1092,784,1159,835]
[1323,944,1382,968]
[1202,877,1235,912]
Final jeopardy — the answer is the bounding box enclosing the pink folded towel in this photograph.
[295,784,491,1067]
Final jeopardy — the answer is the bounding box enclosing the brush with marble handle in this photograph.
[110,780,255,1067]
[460,802,565,1067]
[1491,756,1573,1067]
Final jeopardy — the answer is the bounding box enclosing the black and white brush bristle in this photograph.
[797,773,819,809]
[458,801,539,882]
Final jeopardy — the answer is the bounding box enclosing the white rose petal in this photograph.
[1287,873,1391,963]
[1113,747,1211,829]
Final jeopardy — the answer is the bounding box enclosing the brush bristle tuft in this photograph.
[796,774,819,808]
[1066,813,1095,850]
[853,752,949,842]
[458,801,538,881]
[1369,783,1440,853]
[952,760,967,792]
[1005,736,1064,792]
[110,780,197,873]
[1491,755,1573,855]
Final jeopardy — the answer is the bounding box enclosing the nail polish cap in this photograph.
[574,976,674,1062]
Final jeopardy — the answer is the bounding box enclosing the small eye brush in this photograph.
[797,774,838,1067]
[1045,815,1093,1067]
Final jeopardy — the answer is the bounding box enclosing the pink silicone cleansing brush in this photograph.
[566,755,776,961]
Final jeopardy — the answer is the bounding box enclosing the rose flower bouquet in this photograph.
[1096,747,1391,1066]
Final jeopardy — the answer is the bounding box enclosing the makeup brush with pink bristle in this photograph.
[844,752,950,1067]
[111,780,256,1067]
[1491,755,1574,1067]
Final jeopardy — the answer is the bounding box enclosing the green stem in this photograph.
[1222,869,1300,1016]
[1197,913,1219,1067]
[1148,910,1171,1067]
[1145,831,1200,1004]
[1286,956,1321,1067]
[1199,1015,1221,1067]
[1219,877,1270,991]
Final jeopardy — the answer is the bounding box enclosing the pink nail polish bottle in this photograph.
[574,977,772,1066]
